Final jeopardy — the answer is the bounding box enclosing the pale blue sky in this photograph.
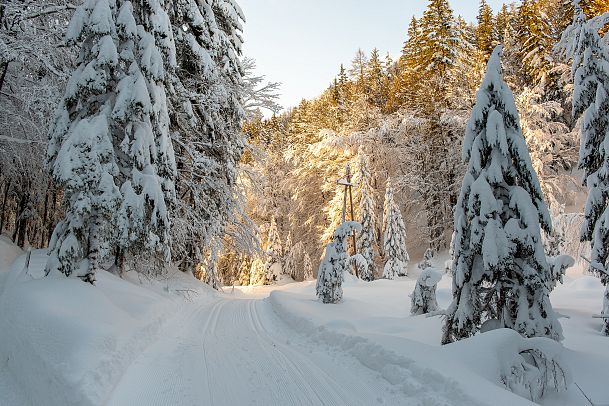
[239,0,509,112]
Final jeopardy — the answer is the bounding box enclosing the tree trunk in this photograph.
[39,182,53,247]
[0,62,9,94]
[84,216,100,284]
[12,192,24,245]
[114,247,125,278]
[0,178,11,234]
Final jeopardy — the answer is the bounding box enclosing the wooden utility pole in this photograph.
[337,165,357,257]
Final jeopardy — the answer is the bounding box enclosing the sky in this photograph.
[238,0,509,113]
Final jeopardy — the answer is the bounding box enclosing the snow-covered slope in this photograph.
[1,240,607,406]
[0,246,216,406]
[259,265,609,406]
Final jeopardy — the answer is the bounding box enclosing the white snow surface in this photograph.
[1,244,608,405]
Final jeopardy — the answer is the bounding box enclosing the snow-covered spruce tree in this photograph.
[418,248,434,271]
[443,46,563,344]
[303,252,314,280]
[562,5,609,335]
[46,0,176,283]
[283,233,297,279]
[411,268,443,315]
[264,217,283,283]
[382,179,409,279]
[168,0,246,274]
[603,287,609,335]
[544,205,575,292]
[237,256,251,286]
[203,239,221,290]
[568,6,609,289]
[114,0,177,268]
[283,247,297,281]
[356,152,377,281]
[317,221,362,304]
[249,257,265,285]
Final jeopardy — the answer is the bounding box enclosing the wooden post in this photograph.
[348,181,357,255]
[338,165,358,277]
[342,165,357,256]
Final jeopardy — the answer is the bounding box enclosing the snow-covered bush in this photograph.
[317,221,362,304]
[500,340,570,402]
[411,268,442,315]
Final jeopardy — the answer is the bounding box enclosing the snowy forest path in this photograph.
[105,296,409,406]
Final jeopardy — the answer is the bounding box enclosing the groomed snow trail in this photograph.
[106,297,411,406]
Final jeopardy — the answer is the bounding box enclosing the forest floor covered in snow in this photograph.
[1,239,607,406]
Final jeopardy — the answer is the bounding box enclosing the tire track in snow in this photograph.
[246,300,335,405]
[108,297,411,406]
[248,300,350,405]
[106,299,223,406]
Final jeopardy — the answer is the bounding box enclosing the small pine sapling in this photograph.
[264,217,283,283]
[382,180,409,279]
[411,268,443,315]
[317,221,362,304]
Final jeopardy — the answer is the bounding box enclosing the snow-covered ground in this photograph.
[1,242,607,406]
[249,258,609,406]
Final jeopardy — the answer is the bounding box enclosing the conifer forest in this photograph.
[1,1,609,405]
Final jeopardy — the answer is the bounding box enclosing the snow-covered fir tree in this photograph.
[356,152,376,281]
[168,0,246,274]
[382,179,409,279]
[443,46,563,344]
[559,4,609,335]
[317,221,362,304]
[249,257,266,285]
[238,257,251,286]
[201,239,221,290]
[303,252,314,280]
[46,0,176,283]
[418,248,434,271]
[113,0,177,267]
[603,287,609,335]
[264,217,283,283]
[476,0,496,59]
[411,268,443,315]
[283,243,299,281]
[417,0,460,78]
[569,6,609,284]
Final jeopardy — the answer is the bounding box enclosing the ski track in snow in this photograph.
[106,297,412,406]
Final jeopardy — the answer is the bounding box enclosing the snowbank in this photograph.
[0,248,216,406]
[269,287,533,406]
[262,267,609,405]
[0,234,22,270]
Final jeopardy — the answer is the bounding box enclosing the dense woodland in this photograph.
[230,0,609,287]
[0,0,608,288]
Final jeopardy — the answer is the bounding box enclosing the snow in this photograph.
[0,244,215,406]
[0,234,22,270]
[1,240,608,405]
[259,254,609,406]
